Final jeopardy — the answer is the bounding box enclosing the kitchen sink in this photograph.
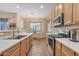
[4,35,26,40]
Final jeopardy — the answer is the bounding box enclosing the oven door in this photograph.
[48,37,55,56]
[48,37,53,48]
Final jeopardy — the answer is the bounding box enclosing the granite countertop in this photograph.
[0,33,33,54]
[55,38,79,53]
[0,40,20,54]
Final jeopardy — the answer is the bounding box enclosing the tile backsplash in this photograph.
[51,24,79,33]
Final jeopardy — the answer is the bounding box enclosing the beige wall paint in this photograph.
[24,18,48,33]
[0,12,17,30]
[0,12,16,23]
[23,18,48,39]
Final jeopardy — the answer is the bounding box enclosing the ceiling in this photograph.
[0,3,56,19]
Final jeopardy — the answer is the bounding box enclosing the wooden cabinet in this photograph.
[75,52,79,56]
[0,54,2,56]
[63,3,73,25]
[58,4,63,15]
[48,12,52,20]
[3,43,20,56]
[29,35,32,49]
[51,10,55,20]
[26,38,30,52]
[73,4,79,24]
[20,39,27,56]
[51,10,55,27]
[1,34,33,56]
[55,40,62,56]
[20,35,32,56]
[62,44,74,56]
[49,3,79,27]
[54,4,63,17]
[20,35,33,56]
[10,47,20,56]
[54,5,58,17]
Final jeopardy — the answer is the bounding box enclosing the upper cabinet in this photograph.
[51,9,55,27]
[51,10,55,20]
[73,4,79,24]
[63,3,73,25]
[54,5,58,17]
[58,4,63,15]
[54,4,63,17]
[47,13,52,20]
[49,3,79,27]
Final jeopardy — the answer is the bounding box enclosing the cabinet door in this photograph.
[64,3,73,25]
[62,44,74,56]
[29,36,31,49]
[55,40,62,56]
[55,46,61,56]
[75,52,79,56]
[30,35,32,49]
[58,4,63,15]
[51,9,55,20]
[73,4,79,24]
[0,54,1,56]
[20,46,27,56]
[51,10,55,27]
[26,38,30,52]
[48,13,52,20]
[20,39,27,56]
[54,5,58,17]
[10,47,20,56]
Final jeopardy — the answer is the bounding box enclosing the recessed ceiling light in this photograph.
[40,5,43,8]
[16,5,20,8]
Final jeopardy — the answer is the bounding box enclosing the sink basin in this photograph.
[14,35,26,39]
[4,35,26,40]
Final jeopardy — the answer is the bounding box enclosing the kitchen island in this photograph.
[0,33,33,56]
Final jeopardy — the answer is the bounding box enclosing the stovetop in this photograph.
[49,34,70,38]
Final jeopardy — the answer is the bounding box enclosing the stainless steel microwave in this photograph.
[53,13,63,26]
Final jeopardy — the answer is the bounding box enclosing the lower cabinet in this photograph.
[3,43,20,56]
[20,39,27,56]
[10,47,20,56]
[54,40,79,56]
[26,38,30,53]
[2,35,33,56]
[62,44,74,56]
[20,35,33,56]
[75,52,79,56]
[29,35,33,49]
[55,40,62,56]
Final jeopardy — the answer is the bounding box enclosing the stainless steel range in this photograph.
[48,30,70,56]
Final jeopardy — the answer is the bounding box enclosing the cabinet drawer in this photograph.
[62,44,74,56]
[3,43,20,56]
[55,40,61,48]
[55,46,61,56]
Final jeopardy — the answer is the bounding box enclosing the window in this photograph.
[30,23,41,32]
[0,18,9,31]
